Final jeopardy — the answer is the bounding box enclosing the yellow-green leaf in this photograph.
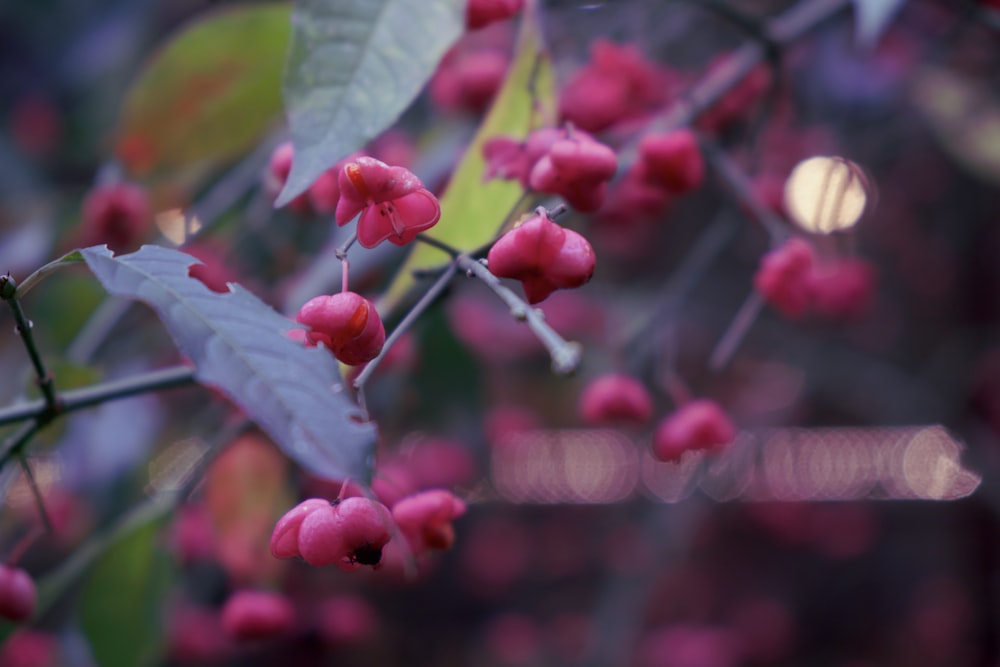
[115,4,290,178]
[379,7,555,315]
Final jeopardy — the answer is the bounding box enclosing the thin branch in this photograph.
[700,136,789,243]
[2,274,58,412]
[0,365,196,431]
[458,254,583,375]
[353,262,458,396]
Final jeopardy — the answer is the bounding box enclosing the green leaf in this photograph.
[379,8,555,313]
[80,510,173,667]
[912,66,1000,186]
[115,4,290,177]
[276,0,465,206]
[79,245,377,483]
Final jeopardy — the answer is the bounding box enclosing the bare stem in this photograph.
[0,364,196,428]
[709,290,766,371]
[354,262,458,395]
[2,275,58,413]
[700,137,789,243]
[458,255,582,375]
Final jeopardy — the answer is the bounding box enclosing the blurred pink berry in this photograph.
[317,594,379,646]
[483,127,564,187]
[221,590,295,641]
[307,168,341,214]
[487,210,596,304]
[697,57,772,134]
[0,630,58,667]
[754,237,816,319]
[431,47,509,114]
[335,156,441,248]
[558,40,673,132]
[529,134,618,212]
[298,497,393,571]
[392,489,467,553]
[652,399,735,462]
[0,565,36,623]
[402,438,479,490]
[266,142,312,215]
[168,605,233,663]
[80,182,150,253]
[637,129,705,194]
[579,373,654,426]
[296,292,385,365]
[466,0,524,30]
[807,257,876,320]
[270,498,329,559]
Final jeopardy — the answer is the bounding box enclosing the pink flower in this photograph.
[335,156,441,248]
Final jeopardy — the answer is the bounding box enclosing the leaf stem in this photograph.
[457,254,582,375]
[14,251,85,298]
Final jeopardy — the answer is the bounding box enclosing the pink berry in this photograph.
[652,400,735,463]
[0,565,36,623]
[335,156,441,248]
[466,0,524,30]
[637,130,705,194]
[558,40,673,132]
[298,497,393,571]
[806,257,876,320]
[431,48,509,114]
[578,373,654,426]
[754,237,816,319]
[487,210,596,304]
[266,142,312,214]
[80,182,150,253]
[270,498,329,559]
[392,489,467,553]
[220,590,295,641]
[316,595,379,646]
[296,292,385,365]
[528,134,618,212]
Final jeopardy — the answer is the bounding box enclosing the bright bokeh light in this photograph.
[784,156,871,234]
[492,430,638,503]
[156,208,203,245]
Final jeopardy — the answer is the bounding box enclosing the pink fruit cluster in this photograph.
[754,237,876,320]
[296,291,385,365]
[484,127,618,212]
[487,209,596,304]
[270,491,465,569]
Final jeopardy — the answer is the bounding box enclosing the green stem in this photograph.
[14,250,85,298]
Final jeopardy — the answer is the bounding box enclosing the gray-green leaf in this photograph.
[275,0,465,206]
[79,245,377,483]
